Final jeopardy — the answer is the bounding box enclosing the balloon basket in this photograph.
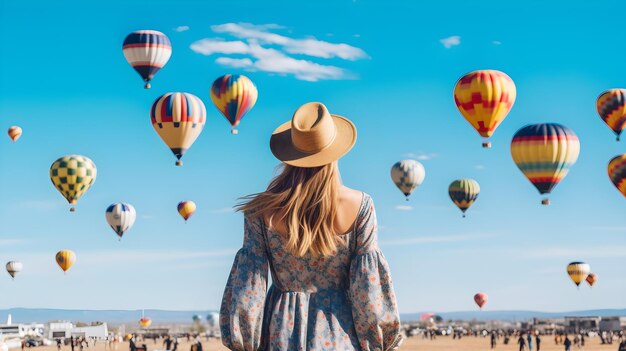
[462,214,466,218]
[70,207,76,212]
[482,141,492,148]
[144,83,151,89]
[231,129,238,135]
[176,160,183,166]
[541,199,550,205]
[617,135,621,142]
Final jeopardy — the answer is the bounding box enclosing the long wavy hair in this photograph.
[236,162,343,257]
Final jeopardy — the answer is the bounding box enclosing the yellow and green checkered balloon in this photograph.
[50,155,97,212]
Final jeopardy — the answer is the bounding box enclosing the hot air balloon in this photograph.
[474,293,488,309]
[454,70,516,148]
[50,155,97,212]
[586,273,597,287]
[56,250,76,274]
[511,124,580,205]
[7,126,22,142]
[139,317,152,328]
[608,154,626,198]
[210,74,258,134]
[106,203,136,240]
[5,261,22,280]
[567,262,590,287]
[122,30,172,89]
[391,160,425,200]
[178,201,196,222]
[151,92,206,166]
[192,314,202,322]
[596,89,626,141]
[448,179,480,217]
[206,312,219,329]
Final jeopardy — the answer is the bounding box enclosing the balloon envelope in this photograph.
[150,92,206,166]
[567,262,590,286]
[511,124,579,204]
[597,89,626,141]
[122,30,172,88]
[106,203,137,239]
[586,273,597,287]
[5,261,22,279]
[391,160,425,199]
[192,314,202,322]
[210,74,258,134]
[178,201,196,222]
[474,293,488,309]
[8,126,22,142]
[139,317,152,328]
[50,155,97,211]
[454,70,516,146]
[56,250,76,273]
[608,154,626,198]
[448,179,480,216]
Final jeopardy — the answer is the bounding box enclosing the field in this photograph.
[34,335,620,351]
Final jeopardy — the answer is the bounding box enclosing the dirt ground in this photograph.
[32,334,622,351]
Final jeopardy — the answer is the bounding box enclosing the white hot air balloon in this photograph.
[6,261,23,280]
[391,160,426,200]
[105,203,137,240]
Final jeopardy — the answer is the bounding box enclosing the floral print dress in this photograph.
[220,193,403,351]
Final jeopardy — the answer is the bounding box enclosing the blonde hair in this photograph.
[236,163,343,257]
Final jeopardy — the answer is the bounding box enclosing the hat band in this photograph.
[292,127,337,154]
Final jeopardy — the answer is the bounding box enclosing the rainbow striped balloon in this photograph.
[122,30,172,89]
[608,154,626,198]
[150,92,206,166]
[210,74,258,134]
[596,89,626,141]
[448,179,480,217]
[454,70,516,148]
[511,124,580,205]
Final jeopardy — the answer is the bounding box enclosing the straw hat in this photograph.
[270,102,357,168]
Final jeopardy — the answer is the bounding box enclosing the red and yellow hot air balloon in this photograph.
[454,70,516,148]
[210,74,258,134]
[586,273,597,287]
[56,250,76,274]
[8,126,22,142]
[608,154,626,198]
[139,317,152,328]
[150,92,206,166]
[597,89,626,141]
[511,123,580,205]
[474,292,488,309]
[177,200,196,223]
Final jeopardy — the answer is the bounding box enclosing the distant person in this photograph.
[519,334,527,351]
[129,336,136,351]
[491,332,497,349]
[71,337,75,351]
[528,332,533,351]
[581,333,585,347]
[564,335,572,351]
[57,339,63,351]
[536,334,541,351]
[163,337,173,351]
[618,339,626,351]
[172,337,178,351]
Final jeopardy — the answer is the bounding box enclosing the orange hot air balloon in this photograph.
[56,250,76,274]
[586,273,597,287]
[177,200,196,222]
[474,292,488,309]
[139,317,152,328]
[8,126,22,142]
[454,70,516,148]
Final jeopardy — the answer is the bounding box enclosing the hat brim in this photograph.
[270,114,357,168]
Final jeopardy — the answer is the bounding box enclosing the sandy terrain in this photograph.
[31,335,620,351]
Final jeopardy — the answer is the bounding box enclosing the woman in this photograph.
[220,102,403,350]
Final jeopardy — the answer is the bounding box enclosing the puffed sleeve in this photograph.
[349,196,404,351]
[220,212,268,351]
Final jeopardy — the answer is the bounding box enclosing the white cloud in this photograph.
[174,26,190,32]
[440,35,461,49]
[475,165,485,170]
[209,207,235,214]
[404,152,439,161]
[190,22,366,81]
[395,205,413,211]
[492,40,502,45]
[0,239,22,247]
[380,233,495,247]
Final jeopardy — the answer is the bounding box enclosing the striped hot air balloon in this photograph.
[474,293,488,309]
[178,201,196,223]
[511,124,580,205]
[567,262,590,287]
[391,160,425,200]
[56,250,76,274]
[608,154,626,198]
[448,179,480,217]
[596,89,626,141]
[150,92,206,166]
[454,70,516,148]
[5,261,22,280]
[50,155,97,212]
[210,74,258,134]
[122,30,172,89]
[105,203,137,240]
[7,126,22,142]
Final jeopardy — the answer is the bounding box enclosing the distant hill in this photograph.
[401,309,626,322]
[2,308,626,324]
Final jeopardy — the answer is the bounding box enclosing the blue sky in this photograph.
[1,0,626,314]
